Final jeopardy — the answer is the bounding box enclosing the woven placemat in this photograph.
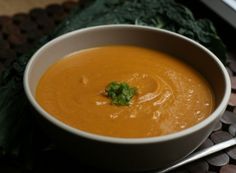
[0,1,236,173]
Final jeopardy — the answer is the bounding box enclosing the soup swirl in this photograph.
[36,45,214,138]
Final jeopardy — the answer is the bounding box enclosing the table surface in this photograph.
[0,0,74,15]
[0,1,236,173]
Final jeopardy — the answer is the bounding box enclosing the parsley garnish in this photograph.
[105,82,137,106]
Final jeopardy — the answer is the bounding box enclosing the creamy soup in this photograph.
[36,45,214,138]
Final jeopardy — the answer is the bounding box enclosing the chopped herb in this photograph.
[105,82,137,106]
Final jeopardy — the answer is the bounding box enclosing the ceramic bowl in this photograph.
[24,25,231,172]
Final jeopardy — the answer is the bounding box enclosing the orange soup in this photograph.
[36,45,214,138]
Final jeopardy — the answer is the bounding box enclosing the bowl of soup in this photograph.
[24,25,231,172]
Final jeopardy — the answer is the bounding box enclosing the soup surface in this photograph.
[36,45,214,138]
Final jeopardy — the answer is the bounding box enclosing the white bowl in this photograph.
[24,25,231,172]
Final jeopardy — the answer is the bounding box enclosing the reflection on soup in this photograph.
[36,45,214,138]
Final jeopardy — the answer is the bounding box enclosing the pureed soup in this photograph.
[36,45,215,138]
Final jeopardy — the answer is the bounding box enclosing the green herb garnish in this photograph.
[105,82,137,106]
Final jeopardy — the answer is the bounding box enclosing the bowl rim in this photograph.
[23,24,231,144]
